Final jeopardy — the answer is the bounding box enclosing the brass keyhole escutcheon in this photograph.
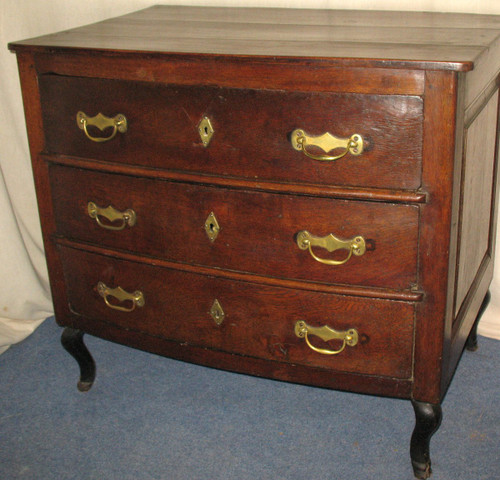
[210,299,225,326]
[198,116,214,147]
[205,211,220,242]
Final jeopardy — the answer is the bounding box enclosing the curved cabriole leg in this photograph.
[410,401,442,479]
[60,327,96,392]
[466,290,491,351]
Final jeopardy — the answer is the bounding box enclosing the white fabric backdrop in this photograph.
[1,0,500,354]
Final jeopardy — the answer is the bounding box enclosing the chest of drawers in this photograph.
[9,6,500,478]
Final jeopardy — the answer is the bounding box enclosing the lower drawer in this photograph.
[59,245,414,379]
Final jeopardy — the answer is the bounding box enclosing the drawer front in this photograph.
[50,165,419,290]
[59,246,414,379]
[39,75,423,190]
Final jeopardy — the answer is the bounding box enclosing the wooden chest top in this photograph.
[10,6,500,111]
[10,5,500,70]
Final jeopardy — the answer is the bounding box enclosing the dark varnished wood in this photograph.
[413,70,459,404]
[49,164,420,291]
[71,312,413,399]
[58,244,415,380]
[14,52,74,328]
[14,13,500,51]
[33,52,426,96]
[11,6,500,71]
[10,7,500,479]
[11,5,500,107]
[45,153,428,204]
[55,237,423,303]
[39,74,424,190]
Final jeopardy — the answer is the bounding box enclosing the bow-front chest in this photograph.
[9,6,500,478]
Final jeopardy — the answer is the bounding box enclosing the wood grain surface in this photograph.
[9,7,500,412]
[39,74,424,190]
[10,5,500,71]
[58,244,415,380]
[49,164,419,291]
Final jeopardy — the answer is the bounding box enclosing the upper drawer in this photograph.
[49,164,419,291]
[39,75,423,190]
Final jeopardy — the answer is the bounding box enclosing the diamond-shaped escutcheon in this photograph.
[210,299,225,326]
[204,211,220,242]
[198,116,214,147]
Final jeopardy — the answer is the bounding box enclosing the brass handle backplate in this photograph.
[291,129,363,161]
[294,320,358,355]
[77,111,127,143]
[97,281,145,312]
[88,202,136,231]
[296,230,366,266]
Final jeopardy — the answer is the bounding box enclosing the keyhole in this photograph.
[199,125,210,137]
[205,212,219,242]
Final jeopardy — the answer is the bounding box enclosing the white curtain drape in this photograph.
[1,0,499,354]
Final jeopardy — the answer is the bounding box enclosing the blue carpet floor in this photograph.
[1,318,499,480]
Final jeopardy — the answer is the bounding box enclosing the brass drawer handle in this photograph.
[97,281,145,312]
[291,129,363,161]
[77,111,127,143]
[88,202,136,231]
[294,320,358,355]
[296,230,366,266]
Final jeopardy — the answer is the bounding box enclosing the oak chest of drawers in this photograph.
[9,6,500,478]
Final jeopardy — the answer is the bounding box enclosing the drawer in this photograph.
[50,165,419,291]
[39,74,423,190]
[59,246,414,379]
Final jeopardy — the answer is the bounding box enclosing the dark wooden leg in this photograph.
[410,401,442,479]
[60,327,96,392]
[466,290,491,351]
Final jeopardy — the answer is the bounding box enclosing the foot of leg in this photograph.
[410,401,442,479]
[60,327,96,392]
[466,290,491,351]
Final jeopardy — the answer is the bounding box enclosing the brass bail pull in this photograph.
[291,129,363,161]
[87,202,136,231]
[77,111,127,143]
[294,320,358,355]
[296,230,366,266]
[97,282,145,313]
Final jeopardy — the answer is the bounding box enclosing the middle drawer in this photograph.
[49,164,419,290]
